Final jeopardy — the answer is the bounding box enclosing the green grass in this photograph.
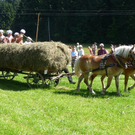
[0,46,135,135]
[0,69,135,135]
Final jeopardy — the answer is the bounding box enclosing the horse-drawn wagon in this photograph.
[0,42,74,88]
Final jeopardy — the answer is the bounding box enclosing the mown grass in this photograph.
[0,46,135,135]
[0,70,135,135]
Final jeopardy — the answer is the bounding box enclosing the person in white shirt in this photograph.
[71,46,78,72]
[24,37,32,44]
[92,42,97,55]
[0,29,6,43]
[5,30,13,43]
[78,45,84,58]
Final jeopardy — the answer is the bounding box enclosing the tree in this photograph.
[0,1,15,30]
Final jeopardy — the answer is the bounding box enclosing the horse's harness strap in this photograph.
[99,55,108,76]
[99,56,108,69]
[92,63,117,73]
[111,54,117,62]
[115,55,127,69]
[92,55,117,76]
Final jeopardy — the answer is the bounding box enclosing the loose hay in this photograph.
[0,41,71,73]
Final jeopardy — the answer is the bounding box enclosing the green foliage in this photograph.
[0,1,15,29]
[1,0,135,44]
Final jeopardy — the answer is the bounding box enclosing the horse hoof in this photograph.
[128,87,131,91]
[124,91,129,93]
[76,88,80,92]
[92,91,96,95]
[117,93,122,96]
[101,92,105,95]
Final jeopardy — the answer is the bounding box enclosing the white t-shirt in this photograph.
[24,41,32,44]
[0,35,5,43]
[78,49,84,58]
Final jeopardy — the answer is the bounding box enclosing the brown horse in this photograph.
[75,45,135,96]
[89,66,135,93]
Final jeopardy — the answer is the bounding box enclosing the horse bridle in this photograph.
[128,50,135,66]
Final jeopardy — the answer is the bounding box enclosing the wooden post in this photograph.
[36,13,40,42]
[48,17,51,41]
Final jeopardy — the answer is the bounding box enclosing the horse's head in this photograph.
[129,45,135,65]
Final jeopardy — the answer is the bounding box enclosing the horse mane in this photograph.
[114,45,134,58]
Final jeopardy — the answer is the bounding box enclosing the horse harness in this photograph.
[92,54,130,76]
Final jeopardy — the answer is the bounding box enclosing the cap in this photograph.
[6,30,12,34]
[20,29,26,34]
[0,29,4,33]
[100,43,104,47]
[14,32,19,36]
[77,42,79,45]
[27,37,32,41]
[79,45,82,47]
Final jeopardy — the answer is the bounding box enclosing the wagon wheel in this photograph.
[44,71,61,87]
[27,72,44,88]
[45,78,60,87]
[2,71,15,80]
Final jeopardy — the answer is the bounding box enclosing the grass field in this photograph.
[0,45,135,135]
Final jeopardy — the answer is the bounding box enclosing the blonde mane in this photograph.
[114,45,134,58]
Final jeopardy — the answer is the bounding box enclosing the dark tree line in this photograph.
[1,0,135,44]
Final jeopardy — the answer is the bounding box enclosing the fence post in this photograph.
[36,13,40,42]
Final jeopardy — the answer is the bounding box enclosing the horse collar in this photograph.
[114,55,127,69]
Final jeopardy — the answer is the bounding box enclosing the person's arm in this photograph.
[88,46,93,54]
[104,49,109,54]
[16,35,23,43]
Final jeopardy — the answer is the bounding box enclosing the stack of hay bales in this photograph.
[0,41,71,73]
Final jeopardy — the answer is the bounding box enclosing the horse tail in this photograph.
[75,58,82,77]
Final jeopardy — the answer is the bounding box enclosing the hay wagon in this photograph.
[0,67,75,88]
[0,42,72,88]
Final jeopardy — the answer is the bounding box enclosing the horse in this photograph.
[75,45,135,96]
[89,65,135,93]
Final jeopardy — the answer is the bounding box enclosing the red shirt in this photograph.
[98,48,108,55]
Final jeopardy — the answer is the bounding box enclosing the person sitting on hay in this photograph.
[12,32,20,43]
[0,29,6,43]
[16,29,26,44]
[24,37,33,44]
[5,30,13,43]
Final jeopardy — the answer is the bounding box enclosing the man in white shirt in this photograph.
[71,46,78,72]
[78,45,84,58]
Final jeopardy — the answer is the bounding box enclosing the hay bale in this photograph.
[0,41,71,73]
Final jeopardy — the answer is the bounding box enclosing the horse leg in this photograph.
[89,73,97,87]
[101,76,113,95]
[124,74,129,93]
[128,74,135,90]
[115,75,122,96]
[84,73,95,94]
[76,74,84,92]
[89,74,105,89]
[101,75,106,89]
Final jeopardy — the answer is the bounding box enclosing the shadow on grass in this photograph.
[0,79,52,91]
[53,88,129,98]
